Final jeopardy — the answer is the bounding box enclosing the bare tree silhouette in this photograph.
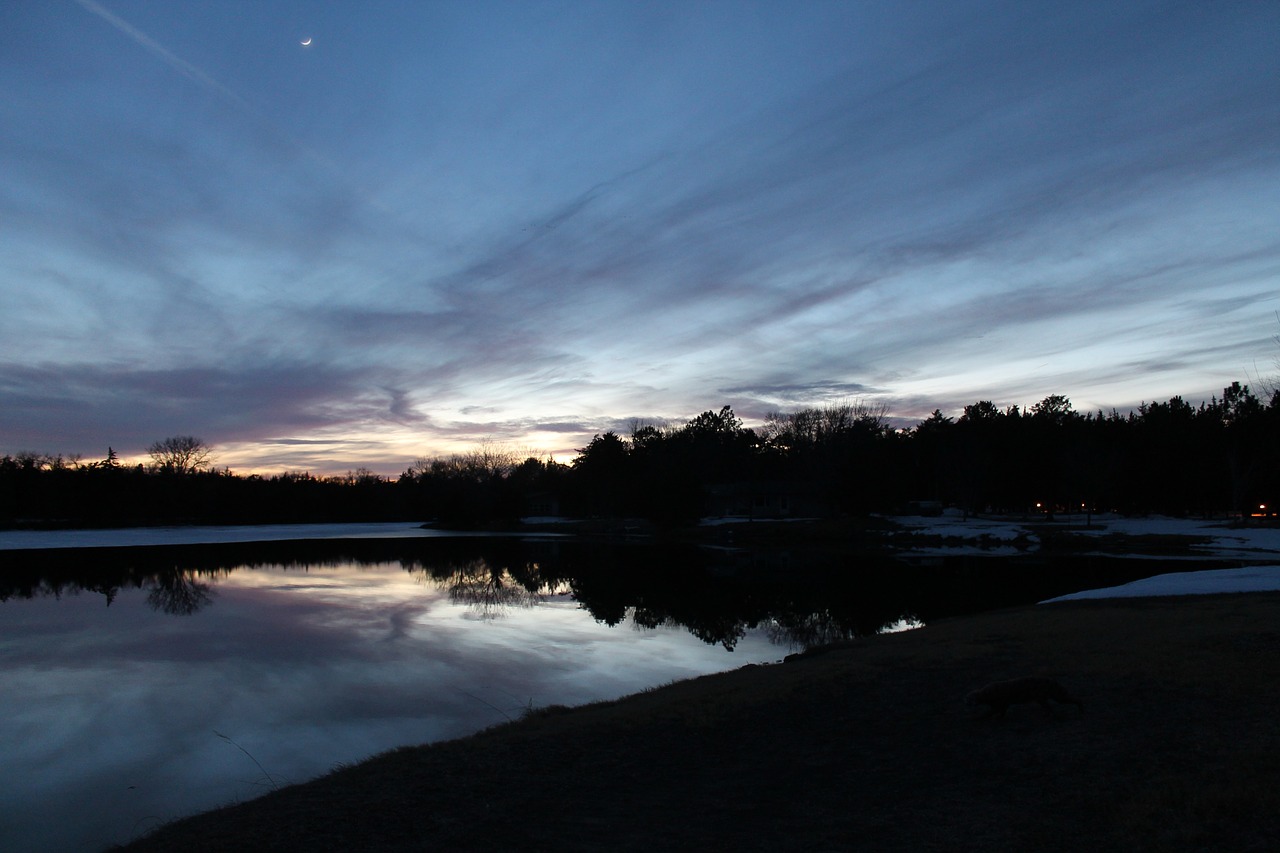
[148,435,214,474]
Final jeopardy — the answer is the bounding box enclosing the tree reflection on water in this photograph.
[145,568,216,615]
[0,535,1176,649]
[431,558,549,618]
[765,610,860,648]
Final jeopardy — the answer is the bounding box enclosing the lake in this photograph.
[0,525,1179,851]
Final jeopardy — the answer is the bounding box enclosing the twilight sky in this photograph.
[2,0,1278,474]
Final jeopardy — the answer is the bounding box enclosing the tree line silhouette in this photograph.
[2,382,1276,529]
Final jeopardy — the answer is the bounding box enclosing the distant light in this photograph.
[300,36,312,46]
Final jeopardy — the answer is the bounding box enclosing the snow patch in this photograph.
[888,513,1280,560]
[1042,566,1280,602]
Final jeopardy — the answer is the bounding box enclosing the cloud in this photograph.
[384,2,1276,388]
[719,381,876,408]
[0,361,394,453]
[2,1,1277,468]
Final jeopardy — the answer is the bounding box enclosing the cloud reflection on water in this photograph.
[0,559,778,852]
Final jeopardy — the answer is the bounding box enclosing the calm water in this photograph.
[0,531,1173,852]
[1,545,786,851]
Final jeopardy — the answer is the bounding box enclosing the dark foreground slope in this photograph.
[120,593,1280,852]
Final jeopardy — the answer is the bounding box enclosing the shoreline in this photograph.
[118,591,1280,852]
[4,511,1277,564]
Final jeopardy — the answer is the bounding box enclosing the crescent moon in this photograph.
[301,37,312,46]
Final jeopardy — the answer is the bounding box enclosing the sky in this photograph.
[2,0,1278,474]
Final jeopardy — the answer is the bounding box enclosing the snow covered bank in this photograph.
[887,510,1280,560]
[1071,516,1280,560]
[886,512,1034,543]
[885,509,1280,601]
[1042,566,1280,602]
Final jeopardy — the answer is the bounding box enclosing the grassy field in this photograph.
[117,591,1280,852]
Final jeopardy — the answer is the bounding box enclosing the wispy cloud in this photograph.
[1,0,1276,470]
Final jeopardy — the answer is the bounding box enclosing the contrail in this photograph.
[72,0,253,112]
[70,0,392,212]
